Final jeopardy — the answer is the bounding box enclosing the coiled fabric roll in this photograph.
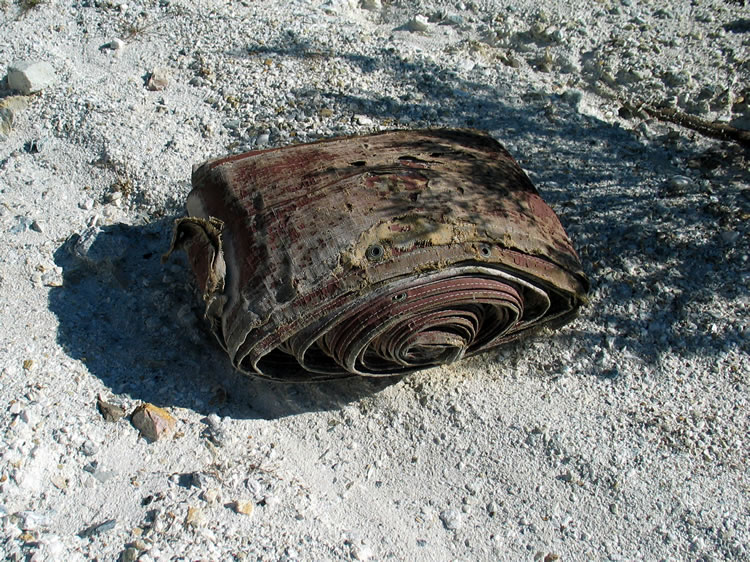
[167,129,589,381]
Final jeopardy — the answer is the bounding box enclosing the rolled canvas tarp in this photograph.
[167,129,589,381]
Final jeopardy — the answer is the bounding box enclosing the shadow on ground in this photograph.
[49,219,401,419]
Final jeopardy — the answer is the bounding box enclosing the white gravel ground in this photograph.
[1,0,748,560]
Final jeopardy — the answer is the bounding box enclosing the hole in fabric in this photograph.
[366,244,385,261]
[350,161,367,167]
[479,244,492,258]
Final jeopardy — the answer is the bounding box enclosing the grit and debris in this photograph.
[1,0,749,560]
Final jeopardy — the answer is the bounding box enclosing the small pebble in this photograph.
[120,547,139,562]
[360,0,381,11]
[690,537,705,552]
[131,403,176,442]
[263,494,280,508]
[20,403,40,425]
[234,500,255,516]
[407,15,430,32]
[92,470,116,483]
[104,38,125,51]
[201,488,219,503]
[202,413,228,446]
[42,268,63,287]
[245,478,262,497]
[78,518,116,537]
[10,216,32,234]
[18,511,52,531]
[147,68,170,91]
[185,506,205,527]
[351,543,374,561]
[562,89,584,108]
[25,138,46,153]
[50,475,67,490]
[662,69,691,89]
[81,440,98,456]
[97,396,127,422]
[189,472,211,489]
[465,481,480,495]
[721,231,739,245]
[666,175,691,195]
[439,509,462,530]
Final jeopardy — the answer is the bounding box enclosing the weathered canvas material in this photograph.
[168,129,589,381]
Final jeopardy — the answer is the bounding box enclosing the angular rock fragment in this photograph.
[0,96,31,112]
[146,67,170,91]
[97,395,126,422]
[360,0,381,11]
[185,506,205,527]
[120,547,140,562]
[167,129,589,381]
[78,518,116,538]
[101,38,125,52]
[407,15,430,32]
[233,500,254,516]
[131,403,176,441]
[0,108,13,137]
[7,61,57,94]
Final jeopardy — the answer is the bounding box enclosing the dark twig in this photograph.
[624,101,750,149]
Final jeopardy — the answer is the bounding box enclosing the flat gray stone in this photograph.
[8,61,57,94]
